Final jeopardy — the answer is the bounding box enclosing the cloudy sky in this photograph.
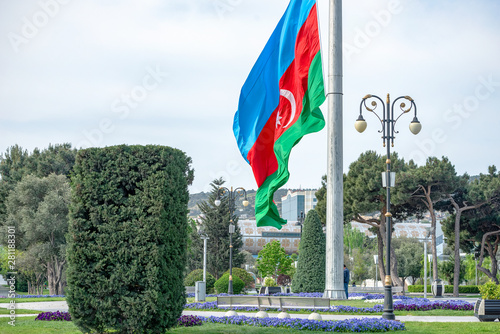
[1,0,499,194]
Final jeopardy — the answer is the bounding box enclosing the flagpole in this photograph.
[323,0,345,299]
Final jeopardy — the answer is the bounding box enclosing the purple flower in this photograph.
[35,311,71,321]
[199,315,406,332]
[177,315,203,327]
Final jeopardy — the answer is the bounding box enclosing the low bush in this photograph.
[223,268,254,288]
[214,273,244,294]
[184,269,216,292]
[407,285,480,294]
[479,281,500,299]
[264,277,277,287]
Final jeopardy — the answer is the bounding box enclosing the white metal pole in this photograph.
[203,237,208,282]
[475,258,478,285]
[424,240,427,298]
[324,0,345,299]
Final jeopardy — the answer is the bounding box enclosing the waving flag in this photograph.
[233,0,325,229]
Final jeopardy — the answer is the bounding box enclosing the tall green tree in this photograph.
[0,143,77,221]
[343,151,415,286]
[350,248,371,285]
[441,166,500,295]
[185,218,203,273]
[344,222,367,257]
[442,177,500,285]
[438,255,465,286]
[292,210,325,292]
[197,178,245,279]
[396,156,461,282]
[256,240,293,280]
[4,174,70,294]
[393,237,424,285]
[314,175,327,225]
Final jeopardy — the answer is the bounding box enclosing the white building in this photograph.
[280,190,318,221]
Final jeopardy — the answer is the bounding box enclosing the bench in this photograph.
[217,295,331,319]
[349,286,403,294]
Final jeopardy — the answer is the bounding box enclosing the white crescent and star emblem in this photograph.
[276,89,296,129]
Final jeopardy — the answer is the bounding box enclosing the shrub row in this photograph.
[407,285,479,294]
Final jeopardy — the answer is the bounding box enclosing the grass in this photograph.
[1,317,499,334]
[0,308,42,315]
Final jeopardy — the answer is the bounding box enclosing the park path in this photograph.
[0,300,485,322]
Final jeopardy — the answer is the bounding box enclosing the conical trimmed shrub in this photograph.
[292,210,325,292]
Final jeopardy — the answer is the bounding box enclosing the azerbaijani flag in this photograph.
[233,0,325,229]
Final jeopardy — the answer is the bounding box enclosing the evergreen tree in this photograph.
[185,218,203,273]
[292,210,325,292]
[396,156,462,282]
[316,151,416,287]
[197,178,244,279]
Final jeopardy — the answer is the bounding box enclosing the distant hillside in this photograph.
[188,188,292,219]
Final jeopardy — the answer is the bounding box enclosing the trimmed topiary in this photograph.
[214,273,244,294]
[224,268,255,288]
[292,210,325,292]
[66,145,193,333]
[184,269,216,292]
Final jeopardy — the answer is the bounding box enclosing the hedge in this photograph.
[66,145,193,333]
[407,285,480,294]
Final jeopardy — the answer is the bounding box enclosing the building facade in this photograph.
[280,190,318,221]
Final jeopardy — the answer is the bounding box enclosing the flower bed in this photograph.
[201,315,406,332]
[184,293,474,313]
[0,294,65,298]
[35,311,71,321]
[393,298,474,311]
[177,315,203,327]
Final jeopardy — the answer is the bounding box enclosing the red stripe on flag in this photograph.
[246,5,321,187]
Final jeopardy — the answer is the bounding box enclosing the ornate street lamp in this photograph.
[355,94,421,320]
[214,186,249,294]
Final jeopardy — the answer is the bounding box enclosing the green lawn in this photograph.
[0,309,42,315]
[1,317,499,334]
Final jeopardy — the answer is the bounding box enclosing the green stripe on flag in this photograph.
[255,52,325,229]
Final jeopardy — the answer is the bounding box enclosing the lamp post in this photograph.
[423,227,431,298]
[197,227,210,302]
[374,255,378,288]
[355,94,421,320]
[296,211,305,238]
[214,186,249,295]
[199,229,209,282]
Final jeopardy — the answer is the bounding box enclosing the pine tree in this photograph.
[292,210,325,292]
[197,178,245,279]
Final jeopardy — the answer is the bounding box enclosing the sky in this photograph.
[1,0,499,194]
